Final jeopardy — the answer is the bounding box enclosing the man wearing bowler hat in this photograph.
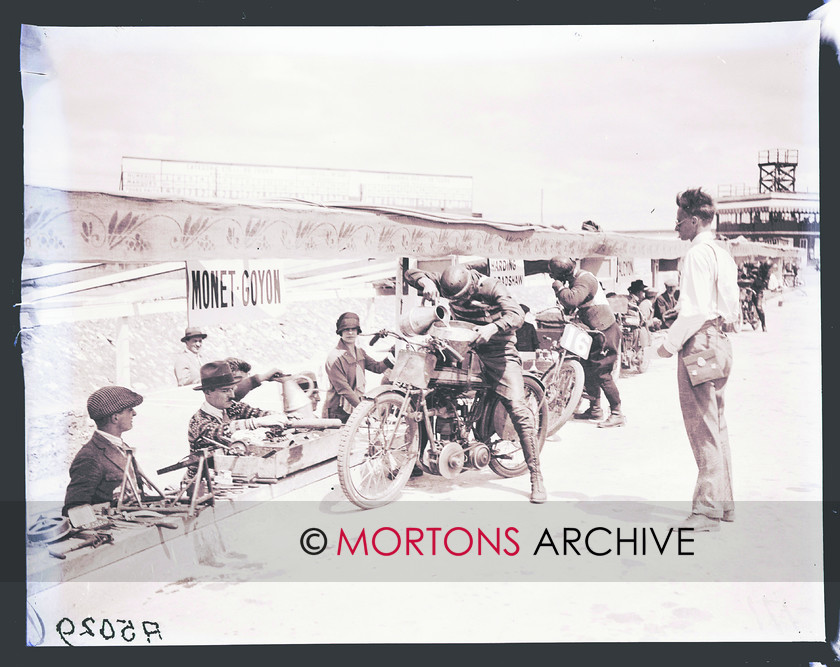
[174,326,208,387]
[188,361,288,454]
[628,279,648,306]
[64,385,149,514]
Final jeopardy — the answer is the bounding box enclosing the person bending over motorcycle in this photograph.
[750,260,773,332]
[547,257,626,428]
[404,264,546,503]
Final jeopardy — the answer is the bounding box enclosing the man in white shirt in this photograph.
[656,188,740,532]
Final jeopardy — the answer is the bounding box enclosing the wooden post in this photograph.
[115,316,131,385]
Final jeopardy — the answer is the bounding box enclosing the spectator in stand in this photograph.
[174,327,208,386]
[654,277,680,330]
[514,304,540,353]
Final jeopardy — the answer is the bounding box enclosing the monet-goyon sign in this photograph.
[185,259,286,327]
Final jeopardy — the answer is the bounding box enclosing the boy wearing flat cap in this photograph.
[174,326,208,387]
[187,361,288,452]
[63,385,147,514]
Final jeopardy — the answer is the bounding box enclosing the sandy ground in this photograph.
[25,269,827,647]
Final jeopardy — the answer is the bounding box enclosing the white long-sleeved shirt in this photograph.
[663,231,739,354]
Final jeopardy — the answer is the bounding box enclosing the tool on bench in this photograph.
[48,532,113,560]
[27,515,72,544]
[112,509,179,530]
[156,446,216,517]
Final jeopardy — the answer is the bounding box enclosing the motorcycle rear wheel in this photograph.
[484,375,549,478]
[541,359,585,437]
[633,344,650,373]
[337,392,420,509]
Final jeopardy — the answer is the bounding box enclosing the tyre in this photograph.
[541,359,585,437]
[485,375,549,478]
[336,392,420,509]
[635,344,650,373]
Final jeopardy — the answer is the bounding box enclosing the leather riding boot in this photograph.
[503,398,547,503]
[516,424,547,503]
[521,433,547,503]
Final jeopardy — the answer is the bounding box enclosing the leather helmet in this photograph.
[548,257,576,281]
[440,265,475,301]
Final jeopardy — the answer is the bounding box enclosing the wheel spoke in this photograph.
[337,393,419,506]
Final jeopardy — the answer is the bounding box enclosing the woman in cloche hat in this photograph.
[322,312,393,423]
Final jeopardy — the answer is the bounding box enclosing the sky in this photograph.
[20,21,821,232]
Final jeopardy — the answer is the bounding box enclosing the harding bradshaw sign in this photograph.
[185,259,286,327]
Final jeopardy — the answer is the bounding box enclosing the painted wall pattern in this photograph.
[23,186,804,264]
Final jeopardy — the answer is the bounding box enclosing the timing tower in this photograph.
[758,148,798,193]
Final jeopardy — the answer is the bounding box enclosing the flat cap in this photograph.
[87,386,144,421]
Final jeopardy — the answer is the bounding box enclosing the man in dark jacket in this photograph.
[404,264,546,503]
[64,385,149,514]
[750,260,772,332]
[548,257,625,428]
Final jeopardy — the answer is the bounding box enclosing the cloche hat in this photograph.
[336,312,361,335]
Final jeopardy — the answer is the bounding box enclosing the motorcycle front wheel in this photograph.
[484,375,549,478]
[541,359,585,437]
[337,391,420,509]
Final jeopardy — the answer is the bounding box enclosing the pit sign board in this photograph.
[488,258,525,288]
[185,259,286,327]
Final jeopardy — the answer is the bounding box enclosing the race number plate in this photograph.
[559,323,593,359]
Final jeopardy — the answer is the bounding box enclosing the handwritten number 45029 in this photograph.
[56,617,163,646]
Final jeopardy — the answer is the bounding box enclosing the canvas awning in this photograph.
[23,185,805,264]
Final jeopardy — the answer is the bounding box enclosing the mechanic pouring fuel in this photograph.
[404,264,546,503]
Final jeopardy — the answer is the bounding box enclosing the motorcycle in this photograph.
[738,285,760,331]
[530,307,598,437]
[336,314,548,509]
[607,295,650,374]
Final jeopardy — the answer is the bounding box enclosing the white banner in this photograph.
[185,259,286,327]
[488,257,524,288]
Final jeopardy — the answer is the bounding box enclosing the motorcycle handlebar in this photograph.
[369,329,389,346]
